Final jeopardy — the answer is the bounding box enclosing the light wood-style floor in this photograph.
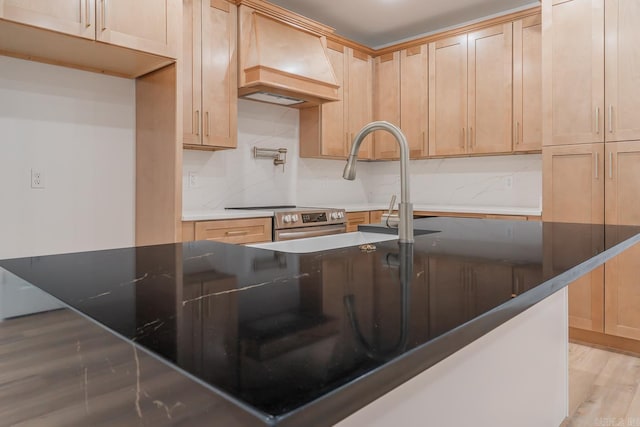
[564,343,640,427]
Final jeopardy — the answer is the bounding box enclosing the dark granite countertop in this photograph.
[1,217,639,426]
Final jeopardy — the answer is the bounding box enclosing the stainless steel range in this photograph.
[227,206,346,241]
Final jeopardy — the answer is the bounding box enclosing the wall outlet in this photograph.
[505,175,513,190]
[188,172,198,188]
[31,169,45,189]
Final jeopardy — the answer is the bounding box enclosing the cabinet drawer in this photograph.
[194,218,272,244]
[346,211,370,232]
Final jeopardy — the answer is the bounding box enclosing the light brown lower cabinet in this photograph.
[182,218,272,244]
[346,212,370,232]
[544,140,640,351]
[603,141,640,341]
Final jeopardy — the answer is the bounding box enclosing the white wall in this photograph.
[183,100,541,211]
[0,56,136,259]
[182,100,369,210]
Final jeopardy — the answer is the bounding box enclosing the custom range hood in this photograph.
[237,2,339,108]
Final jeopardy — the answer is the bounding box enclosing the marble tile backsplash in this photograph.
[362,154,542,209]
[183,101,542,212]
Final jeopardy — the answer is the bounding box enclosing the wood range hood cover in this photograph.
[238,4,339,108]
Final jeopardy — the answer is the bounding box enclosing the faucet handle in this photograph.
[383,195,400,229]
[387,194,397,215]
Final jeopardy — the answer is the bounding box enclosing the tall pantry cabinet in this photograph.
[543,0,640,346]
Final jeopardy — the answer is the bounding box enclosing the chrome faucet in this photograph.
[342,121,414,243]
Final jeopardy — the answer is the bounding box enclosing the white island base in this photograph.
[337,288,568,427]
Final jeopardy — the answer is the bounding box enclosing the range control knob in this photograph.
[338,212,344,218]
[292,214,299,222]
[331,212,338,220]
[283,214,292,224]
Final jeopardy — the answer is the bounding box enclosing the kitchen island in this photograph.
[1,217,638,426]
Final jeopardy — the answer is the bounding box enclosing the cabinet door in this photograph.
[201,0,237,149]
[604,141,640,339]
[182,0,202,146]
[514,15,542,152]
[347,48,373,159]
[548,0,604,145]
[400,45,429,159]
[542,144,604,224]
[0,0,95,39]
[468,23,513,154]
[604,0,640,142]
[428,35,467,156]
[323,41,347,157]
[543,143,605,332]
[373,52,401,160]
[97,0,179,58]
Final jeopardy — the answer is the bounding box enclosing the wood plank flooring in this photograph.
[564,343,640,427]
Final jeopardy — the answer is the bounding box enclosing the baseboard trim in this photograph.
[569,327,640,357]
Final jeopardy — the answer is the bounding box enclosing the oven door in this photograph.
[274,224,347,241]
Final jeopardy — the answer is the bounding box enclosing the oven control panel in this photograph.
[275,208,346,229]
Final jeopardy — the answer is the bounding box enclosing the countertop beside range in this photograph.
[0,217,636,426]
[182,205,542,221]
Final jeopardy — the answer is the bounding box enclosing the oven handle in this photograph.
[275,225,347,241]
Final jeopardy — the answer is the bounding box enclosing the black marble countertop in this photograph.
[2,217,640,426]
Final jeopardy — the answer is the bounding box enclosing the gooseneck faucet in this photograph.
[342,121,414,243]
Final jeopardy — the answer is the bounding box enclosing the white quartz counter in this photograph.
[183,205,541,221]
[182,209,274,221]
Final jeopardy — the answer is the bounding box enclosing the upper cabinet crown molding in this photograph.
[235,0,334,35]
[0,0,179,78]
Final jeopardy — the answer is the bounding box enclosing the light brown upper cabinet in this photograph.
[347,48,374,160]
[467,23,513,155]
[373,46,429,160]
[429,34,468,157]
[604,1,640,142]
[373,52,401,160]
[604,141,640,340]
[400,45,429,160]
[300,40,347,158]
[545,0,640,145]
[514,15,542,152]
[96,0,178,58]
[545,0,604,145]
[183,0,237,150]
[0,0,179,58]
[300,45,373,160]
[0,0,96,39]
[429,24,513,157]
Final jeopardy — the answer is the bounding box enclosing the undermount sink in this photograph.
[248,232,398,254]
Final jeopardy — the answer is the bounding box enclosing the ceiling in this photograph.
[268,0,540,48]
